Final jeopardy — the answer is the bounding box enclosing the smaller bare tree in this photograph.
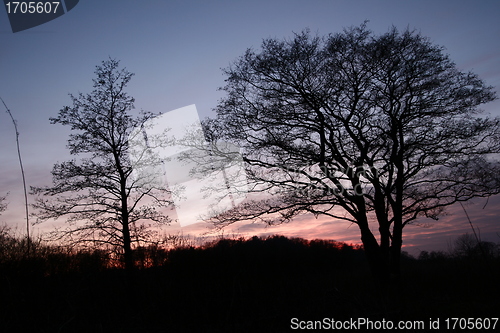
[452,233,499,259]
[32,58,174,270]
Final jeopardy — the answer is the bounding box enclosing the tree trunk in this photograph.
[390,219,403,279]
[120,176,134,271]
[115,145,134,271]
[121,198,134,271]
[354,197,390,281]
[122,217,134,271]
[358,221,389,281]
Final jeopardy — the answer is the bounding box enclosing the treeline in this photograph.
[0,225,108,276]
[1,225,368,276]
[1,224,499,277]
[1,227,499,332]
[418,233,500,261]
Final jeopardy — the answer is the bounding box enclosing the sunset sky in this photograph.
[1,0,499,256]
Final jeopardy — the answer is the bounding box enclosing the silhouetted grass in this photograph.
[1,231,498,332]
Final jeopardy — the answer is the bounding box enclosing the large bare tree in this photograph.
[32,59,173,270]
[203,25,500,278]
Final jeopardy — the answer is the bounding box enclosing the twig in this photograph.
[459,202,486,259]
[1,97,30,255]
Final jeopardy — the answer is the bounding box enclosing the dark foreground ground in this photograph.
[1,236,499,332]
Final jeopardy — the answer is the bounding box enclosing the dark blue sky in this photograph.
[1,0,499,254]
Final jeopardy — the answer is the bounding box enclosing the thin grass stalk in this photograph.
[460,202,487,259]
[1,97,30,255]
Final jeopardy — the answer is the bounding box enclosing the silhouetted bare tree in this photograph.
[452,233,498,259]
[203,24,500,278]
[32,59,173,270]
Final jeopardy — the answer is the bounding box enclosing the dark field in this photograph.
[1,235,499,332]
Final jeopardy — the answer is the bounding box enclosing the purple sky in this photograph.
[1,0,499,255]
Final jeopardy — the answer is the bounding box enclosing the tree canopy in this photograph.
[204,24,500,277]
